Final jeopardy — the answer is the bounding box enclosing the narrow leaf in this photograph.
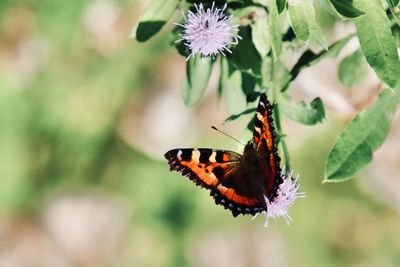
[219,58,247,113]
[253,0,269,7]
[353,0,400,88]
[230,26,262,75]
[330,0,365,18]
[288,2,310,42]
[287,34,354,89]
[288,0,327,48]
[325,89,400,182]
[386,0,400,8]
[305,0,327,49]
[231,6,260,18]
[314,0,345,19]
[251,17,270,57]
[268,0,283,60]
[224,108,257,123]
[338,49,368,87]
[281,95,326,125]
[276,0,287,13]
[183,56,214,106]
[131,0,179,42]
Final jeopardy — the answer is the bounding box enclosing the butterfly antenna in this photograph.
[211,126,246,146]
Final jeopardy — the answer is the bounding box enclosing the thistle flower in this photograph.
[175,2,241,60]
[254,171,305,227]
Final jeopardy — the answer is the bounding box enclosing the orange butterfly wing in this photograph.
[252,93,283,199]
[164,148,265,216]
[165,93,283,217]
[165,148,240,188]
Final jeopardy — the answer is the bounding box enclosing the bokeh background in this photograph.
[1,1,400,267]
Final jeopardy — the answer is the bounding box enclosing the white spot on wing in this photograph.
[191,150,200,161]
[209,152,217,162]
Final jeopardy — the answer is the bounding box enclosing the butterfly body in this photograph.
[230,143,269,204]
[165,93,284,217]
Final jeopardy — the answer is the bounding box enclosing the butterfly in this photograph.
[164,93,288,218]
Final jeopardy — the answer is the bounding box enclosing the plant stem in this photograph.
[270,59,291,172]
[274,102,291,171]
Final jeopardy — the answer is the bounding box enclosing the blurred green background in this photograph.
[0,0,400,267]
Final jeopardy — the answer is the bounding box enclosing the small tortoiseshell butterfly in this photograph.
[165,93,303,221]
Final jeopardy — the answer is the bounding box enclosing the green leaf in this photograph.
[268,0,283,60]
[288,0,327,48]
[169,27,190,58]
[219,58,247,113]
[305,0,328,49]
[314,0,345,19]
[330,0,365,18]
[386,0,400,8]
[224,107,257,123]
[287,34,354,90]
[353,0,400,88]
[315,0,364,19]
[268,59,291,91]
[231,6,260,18]
[183,56,214,106]
[324,89,400,182]
[276,0,287,13]
[251,17,270,57]
[288,1,310,42]
[131,0,179,42]
[338,49,368,87]
[230,26,262,75]
[253,0,269,6]
[280,95,326,125]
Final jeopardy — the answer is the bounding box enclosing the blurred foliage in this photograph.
[0,1,400,267]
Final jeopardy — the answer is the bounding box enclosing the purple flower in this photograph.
[175,2,241,60]
[254,170,305,227]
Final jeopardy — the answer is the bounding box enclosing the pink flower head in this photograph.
[254,170,305,227]
[175,2,241,60]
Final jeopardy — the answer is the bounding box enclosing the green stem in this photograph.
[269,60,291,172]
[274,103,291,171]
